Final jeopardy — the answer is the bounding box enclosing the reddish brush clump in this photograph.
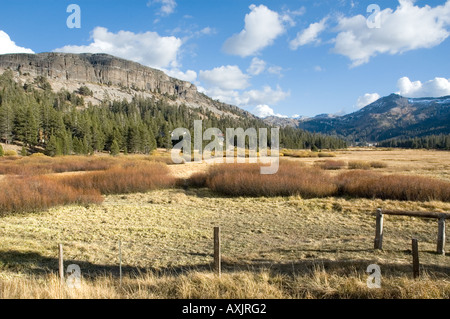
[336,170,450,202]
[0,156,117,176]
[58,162,176,195]
[205,161,338,198]
[0,175,103,215]
[0,161,175,216]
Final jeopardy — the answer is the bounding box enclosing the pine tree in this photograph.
[110,139,120,156]
[21,145,27,156]
[0,101,14,144]
[45,135,60,156]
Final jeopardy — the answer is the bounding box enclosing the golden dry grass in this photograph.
[1,268,448,299]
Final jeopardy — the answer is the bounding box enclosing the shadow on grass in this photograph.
[0,249,448,280]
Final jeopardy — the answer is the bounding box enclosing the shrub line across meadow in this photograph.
[0,158,449,216]
[188,161,450,202]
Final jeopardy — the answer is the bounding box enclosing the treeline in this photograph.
[378,134,450,150]
[0,70,346,156]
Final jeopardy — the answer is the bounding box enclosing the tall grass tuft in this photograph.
[192,162,450,202]
[0,175,103,215]
[205,161,338,198]
[337,170,450,202]
[59,162,176,195]
[0,156,117,175]
[315,160,347,170]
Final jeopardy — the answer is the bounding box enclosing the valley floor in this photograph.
[0,148,449,298]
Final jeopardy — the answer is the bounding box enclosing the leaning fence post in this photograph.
[374,208,384,250]
[58,244,64,285]
[437,217,445,255]
[412,238,420,279]
[214,227,221,277]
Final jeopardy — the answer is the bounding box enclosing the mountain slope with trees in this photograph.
[0,56,346,156]
[296,94,450,143]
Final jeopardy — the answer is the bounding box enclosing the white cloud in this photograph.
[333,0,450,67]
[0,31,34,54]
[397,76,450,98]
[54,27,182,69]
[267,66,283,75]
[200,87,240,105]
[223,4,285,57]
[163,68,197,82]
[247,57,266,75]
[200,85,290,110]
[252,104,287,118]
[240,85,290,106]
[199,65,250,90]
[281,7,306,27]
[198,27,215,36]
[356,93,381,109]
[147,0,177,16]
[290,17,328,49]
[314,65,323,72]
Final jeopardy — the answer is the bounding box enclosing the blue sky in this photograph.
[1,0,450,117]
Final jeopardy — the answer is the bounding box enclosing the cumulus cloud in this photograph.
[54,27,182,69]
[147,0,177,16]
[200,85,289,110]
[0,31,34,54]
[240,85,290,106]
[199,65,250,90]
[252,104,287,118]
[356,93,381,109]
[397,76,450,98]
[333,0,450,66]
[223,4,285,57]
[247,57,266,75]
[290,17,328,49]
[163,68,197,82]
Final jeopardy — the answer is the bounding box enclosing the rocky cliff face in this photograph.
[0,52,250,118]
[0,52,197,99]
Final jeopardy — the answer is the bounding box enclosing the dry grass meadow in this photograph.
[0,147,449,299]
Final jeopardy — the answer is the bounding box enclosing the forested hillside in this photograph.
[378,134,450,150]
[0,70,346,156]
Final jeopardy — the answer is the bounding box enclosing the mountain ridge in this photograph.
[0,52,254,120]
[264,93,450,142]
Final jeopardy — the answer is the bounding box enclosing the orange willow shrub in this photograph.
[315,160,347,170]
[205,161,338,198]
[337,170,450,202]
[0,175,103,215]
[196,162,450,202]
[0,156,117,175]
[58,162,176,195]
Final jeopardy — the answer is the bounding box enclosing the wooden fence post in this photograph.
[412,238,420,279]
[437,217,445,255]
[214,227,221,277]
[374,208,384,250]
[58,244,64,285]
[119,240,123,287]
